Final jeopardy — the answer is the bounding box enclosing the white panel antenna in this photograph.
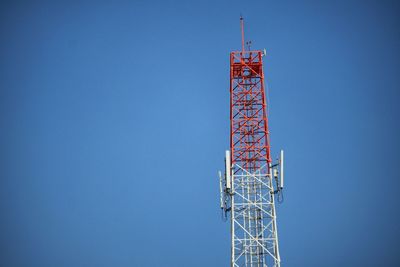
[225,150,231,189]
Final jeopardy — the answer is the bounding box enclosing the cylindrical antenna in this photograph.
[280,150,284,189]
[240,16,245,53]
[218,171,224,208]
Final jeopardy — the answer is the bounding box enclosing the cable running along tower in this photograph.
[219,17,285,267]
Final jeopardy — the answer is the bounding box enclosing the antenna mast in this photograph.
[219,17,285,267]
[240,16,245,53]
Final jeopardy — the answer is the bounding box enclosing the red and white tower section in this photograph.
[219,18,285,267]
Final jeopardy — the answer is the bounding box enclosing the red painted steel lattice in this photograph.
[230,50,271,172]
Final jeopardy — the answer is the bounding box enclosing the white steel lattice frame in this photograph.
[230,163,280,267]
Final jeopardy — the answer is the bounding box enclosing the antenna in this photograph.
[218,171,224,208]
[225,150,231,190]
[280,150,284,189]
[246,40,252,51]
[240,16,245,53]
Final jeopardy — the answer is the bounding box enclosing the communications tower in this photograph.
[219,17,285,267]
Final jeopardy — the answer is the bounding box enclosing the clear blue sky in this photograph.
[1,1,399,266]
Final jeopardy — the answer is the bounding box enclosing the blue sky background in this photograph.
[1,1,399,266]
